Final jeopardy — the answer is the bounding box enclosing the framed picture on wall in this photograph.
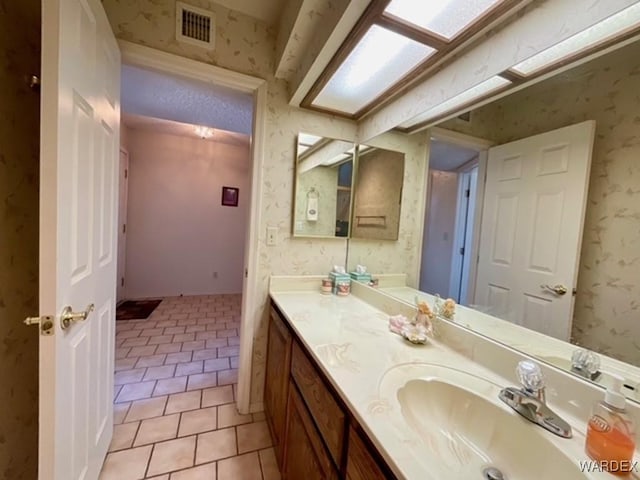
[221,186,239,207]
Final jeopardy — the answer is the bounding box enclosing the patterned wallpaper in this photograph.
[0,0,40,477]
[439,40,640,366]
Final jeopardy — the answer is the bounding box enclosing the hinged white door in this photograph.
[39,0,120,478]
[475,121,595,340]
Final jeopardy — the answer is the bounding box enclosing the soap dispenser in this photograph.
[585,375,636,475]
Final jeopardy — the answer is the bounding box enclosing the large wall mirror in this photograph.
[351,146,405,241]
[293,133,355,238]
[356,38,640,401]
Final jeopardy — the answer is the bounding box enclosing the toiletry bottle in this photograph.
[585,375,636,476]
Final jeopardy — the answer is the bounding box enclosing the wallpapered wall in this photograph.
[0,0,40,477]
[440,41,640,366]
[102,0,428,407]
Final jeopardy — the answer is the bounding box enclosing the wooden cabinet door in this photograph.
[264,307,292,467]
[346,426,389,480]
[283,384,338,480]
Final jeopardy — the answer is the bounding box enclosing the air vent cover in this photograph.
[176,2,215,50]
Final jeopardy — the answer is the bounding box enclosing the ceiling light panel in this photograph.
[400,76,511,128]
[512,3,640,75]
[385,0,503,40]
[312,25,435,114]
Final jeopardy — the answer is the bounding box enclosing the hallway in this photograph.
[100,295,279,479]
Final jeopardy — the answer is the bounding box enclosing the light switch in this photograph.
[267,227,278,246]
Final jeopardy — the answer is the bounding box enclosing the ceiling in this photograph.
[122,113,250,147]
[212,0,287,25]
[428,140,478,171]
[121,64,254,135]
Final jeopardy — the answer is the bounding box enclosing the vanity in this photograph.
[264,276,640,480]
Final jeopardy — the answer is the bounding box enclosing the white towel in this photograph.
[306,196,318,222]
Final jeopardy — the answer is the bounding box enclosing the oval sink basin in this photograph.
[397,367,585,480]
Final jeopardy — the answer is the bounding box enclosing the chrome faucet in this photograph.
[571,348,601,381]
[499,360,573,438]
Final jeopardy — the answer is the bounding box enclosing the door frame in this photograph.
[119,41,266,414]
[427,127,494,304]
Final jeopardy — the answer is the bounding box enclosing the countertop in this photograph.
[269,279,616,480]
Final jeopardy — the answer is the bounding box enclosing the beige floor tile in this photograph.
[217,346,239,358]
[128,345,158,357]
[182,340,206,352]
[237,421,272,454]
[134,413,180,446]
[116,329,141,340]
[117,381,156,402]
[259,448,281,480]
[185,325,206,333]
[195,428,237,464]
[156,343,183,354]
[147,476,169,480]
[217,403,252,428]
[115,357,139,372]
[99,445,152,480]
[165,390,201,414]
[125,396,168,422]
[147,436,196,477]
[170,462,216,480]
[205,339,227,349]
[116,347,132,359]
[109,422,140,451]
[173,333,195,343]
[203,358,229,373]
[192,349,219,361]
[216,369,237,386]
[141,327,165,337]
[121,337,150,348]
[164,326,186,335]
[114,368,147,386]
[195,331,217,341]
[144,364,177,381]
[216,329,237,338]
[227,337,240,347]
[165,351,193,365]
[148,334,175,345]
[154,376,188,396]
[176,361,203,377]
[230,356,239,369]
[187,372,217,391]
[202,386,234,407]
[114,402,131,424]
[178,406,217,437]
[135,354,167,368]
[217,452,261,480]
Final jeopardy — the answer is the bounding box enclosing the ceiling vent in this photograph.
[176,2,215,50]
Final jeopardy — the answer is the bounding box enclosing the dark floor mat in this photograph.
[116,299,162,320]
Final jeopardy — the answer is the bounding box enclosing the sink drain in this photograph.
[483,466,506,480]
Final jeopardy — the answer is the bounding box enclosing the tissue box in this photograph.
[329,271,351,283]
[350,272,372,282]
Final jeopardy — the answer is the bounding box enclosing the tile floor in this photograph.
[101,294,280,480]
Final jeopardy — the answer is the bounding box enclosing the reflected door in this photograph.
[475,121,595,340]
[39,0,120,477]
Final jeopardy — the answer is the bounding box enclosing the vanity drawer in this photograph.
[291,340,346,468]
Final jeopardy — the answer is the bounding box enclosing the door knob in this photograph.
[540,284,568,296]
[24,315,55,336]
[60,304,95,330]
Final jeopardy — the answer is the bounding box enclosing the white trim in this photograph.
[118,41,266,414]
[430,127,495,149]
[468,150,488,304]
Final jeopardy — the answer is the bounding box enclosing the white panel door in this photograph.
[475,121,595,340]
[117,149,129,302]
[39,0,120,478]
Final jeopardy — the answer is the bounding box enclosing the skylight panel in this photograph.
[312,25,435,114]
[400,76,511,128]
[385,0,503,40]
[512,3,640,75]
[298,133,323,146]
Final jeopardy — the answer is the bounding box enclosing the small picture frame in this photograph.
[221,186,239,207]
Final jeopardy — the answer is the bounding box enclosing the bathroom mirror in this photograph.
[358,38,640,401]
[351,145,405,241]
[293,133,355,238]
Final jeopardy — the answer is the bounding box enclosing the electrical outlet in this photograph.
[267,226,278,246]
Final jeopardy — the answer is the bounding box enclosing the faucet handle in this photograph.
[571,348,600,375]
[517,360,545,393]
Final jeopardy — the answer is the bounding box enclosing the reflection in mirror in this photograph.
[351,146,405,241]
[366,39,640,400]
[293,133,354,238]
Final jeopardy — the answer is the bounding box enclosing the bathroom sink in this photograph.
[396,367,585,480]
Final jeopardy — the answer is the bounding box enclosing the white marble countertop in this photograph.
[269,277,621,480]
